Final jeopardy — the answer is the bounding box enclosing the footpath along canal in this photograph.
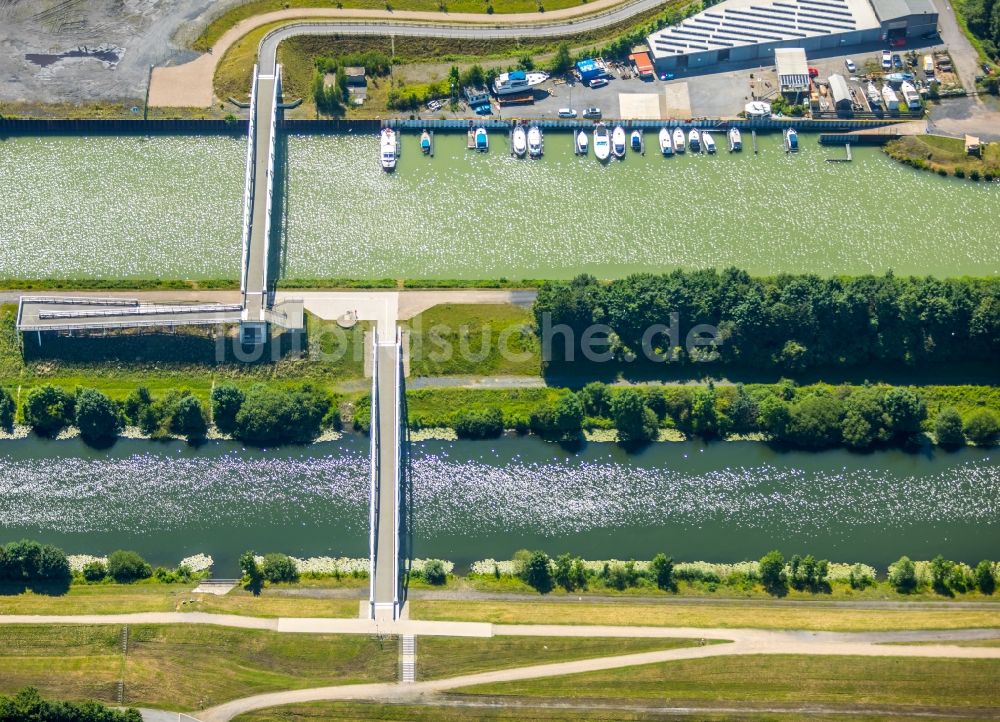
[0,434,996,574]
[1,132,999,280]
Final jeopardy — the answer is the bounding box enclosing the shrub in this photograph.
[262,553,299,583]
[454,407,503,439]
[81,561,107,582]
[123,386,152,426]
[106,550,152,583]
[610,387,658,443]
[75,388,122,445]
[848,562,875,589]
[935,407,966,447]
[651,553,675,591]
[211,383,245,435]
[0,687,142,722]
[888,555,917,592]
[170,394,207,441]
[239,550,263,593]
[422,559,448,585]
[759,549,787,595]
[235,384,331,445]
[963,408,1000,446]
[786,395,843,449]
[529,392,583,440]
[929,554,954,594]
[954,167,966,178]
[22,385,75,437]
[0,540,70,583]
[521,550,553,593]
[974,560,996,594]
[0,387,14,432]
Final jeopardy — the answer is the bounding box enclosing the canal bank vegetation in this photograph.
[885,134,1000,179]
[0,688,139,722]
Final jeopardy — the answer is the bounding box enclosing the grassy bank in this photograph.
[454,654,1000,708]
[417,636,705,679]
[411,599,1000,631]
[0,624,395,711]
[885,135,1000,179]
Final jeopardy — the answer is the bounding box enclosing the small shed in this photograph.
[576,58,603,83]
[828,73,853,113]
[775,48,809,94]
[628,52,655,79]
[343,66,366,87]
[464,85,489,106]
[965,135,981,156]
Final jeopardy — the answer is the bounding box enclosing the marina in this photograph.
[2,131,999,281]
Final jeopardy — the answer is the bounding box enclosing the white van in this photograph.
[923,55,934,74]
[557,108,578,118]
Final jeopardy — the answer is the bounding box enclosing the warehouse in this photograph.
[775,48,810,93]
[828,73,853,113]
[647,0,937,72]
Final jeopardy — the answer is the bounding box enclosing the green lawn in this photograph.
[885,135,1000,177]
[411,599,1000,631]
[404,304,540,377]
[454,654,1000,708]
[234,702,959,721]
[406,387,561,428]
[417,636,704,679]
[0,625,397,711]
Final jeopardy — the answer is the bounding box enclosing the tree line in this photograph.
[0,382,338,447]
[961,0,1000,62]
[0,688,140,722]
[533,270,1000,373]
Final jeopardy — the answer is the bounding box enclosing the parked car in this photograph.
[588,77,609,89]
[892,54,903,69]
[845,58,857,73]
[808,66,819,77]
[982,62,994,74]
[582,106,602,118]
[426,99,442,111]
[557,108,578,118]
[881,50,892,70]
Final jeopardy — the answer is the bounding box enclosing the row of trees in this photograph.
[533,271,1000,372]
[888,555,997,595]
[514,550,676,594]
[0,688,140,722]
[238,551,300,593]
[1,382,337,447]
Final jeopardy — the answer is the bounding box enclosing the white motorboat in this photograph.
[379,128,397,171]
[673,127,685,153]
[703,131,716,153]
[658,127,673,156]
[527,125,543,157]
[728,127,742,152]
[575,129,589,155]
[784,127,798,152]
[420,129,432,154]
[512,125,527,157]
[612,125,626,159]
[492,70,549,96]
[593,123,611,161]
[630,129,642,153]
[688,128,700,152]
[475,126,489,152]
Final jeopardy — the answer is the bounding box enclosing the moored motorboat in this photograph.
[379,128,397,171]
[688,128,700,152]
[593,123,611,161]
[575,129,589,155]
[659,127,673,156]
[512,125,527,157]
[703,131,716,153]
[612,125,627,159]
[784,127,798,152]
[630,129,642,152]
[728,127,742,152]
[673,127,686,153]
[527,125,543,157]
[475,126,489,152]
[420,129,431,154]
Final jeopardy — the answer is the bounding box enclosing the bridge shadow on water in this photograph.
[399,357,414,611]
[268,112,290,299]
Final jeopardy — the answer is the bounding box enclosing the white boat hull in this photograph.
[612,126,626,158]
[576,131,589,155]
[512,128,527,157]
[673,128,685,153]
[528,127,543,157]
[659,128,673,155]
[594,125,611,161]
[703,132,716,153]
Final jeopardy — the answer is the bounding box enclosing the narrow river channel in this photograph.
[0,434,996,575]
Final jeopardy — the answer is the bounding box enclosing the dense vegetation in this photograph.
[0,688,140,722]
[213,382,338,445]
[957,0,1000,61]
[0,540,71,586]
[534,271,1000,373]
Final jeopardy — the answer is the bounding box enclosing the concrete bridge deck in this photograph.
[16,297,243,333]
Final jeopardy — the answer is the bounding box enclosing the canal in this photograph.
[1,132,999,280]
[1,434,996,575]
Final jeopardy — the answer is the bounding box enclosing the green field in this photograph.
[411,599,1000,631]
[417,636,704,679]
[0,624,396,711]
[454,654,1000,709]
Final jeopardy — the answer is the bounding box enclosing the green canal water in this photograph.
[1,434,996,575]
[1,132,999,280]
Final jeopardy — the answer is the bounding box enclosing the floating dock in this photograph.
[826,143,852,162]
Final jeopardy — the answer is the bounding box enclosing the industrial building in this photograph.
[775,48,810,93]
[647,0,938,72]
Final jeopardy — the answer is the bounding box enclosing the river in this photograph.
[1,132,999,280]
[1,434,996,575]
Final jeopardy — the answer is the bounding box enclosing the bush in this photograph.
[0,387,14,432]
[935,407,966,447]
[170,394,207,441]
[529,392,583,440]
[454,407,503,439]
[106,550,152,583]
[261,553,299,583]
[974,560,996,594]
[848,562,875,589]
[888,555,917,593]
[239,550,263,593]
[651,553,675,591]
[211,383,245,435]
[521,550,553,593]
[0,540,71,583]
[610,387,658,443]
[0,688,142,722]
[422,559,448,585]
[123,386,152,426]
[75,388,122,445]
[759,550,787,595]
[234,384,331,445]
[963,408,1000,446]
[81,561,107,582]
[22,385,75,437]
[786,395,843,449]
